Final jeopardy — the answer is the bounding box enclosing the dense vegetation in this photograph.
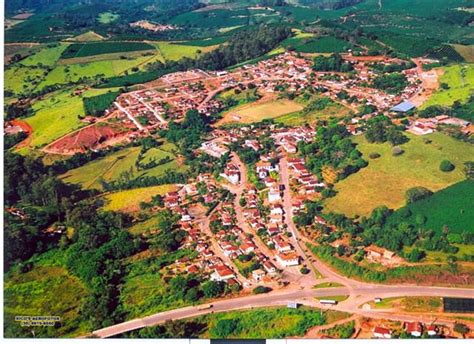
[298,123,367,182]
[312,53,353,72]
[61,42,155,59]
[83,90,120,116]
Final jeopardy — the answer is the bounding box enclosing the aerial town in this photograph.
[4,0,473,341]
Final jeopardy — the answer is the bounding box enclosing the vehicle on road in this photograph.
[197,304,213,311]
[319,299,338,305]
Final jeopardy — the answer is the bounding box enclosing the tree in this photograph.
[213,319,239,337]
[405,187,433,204]
[252,286,272,294]
[454,323,469,335]
[464,161,474,179]
[440,160,455,172]
[201,281,225,298]
[406,248,425,262]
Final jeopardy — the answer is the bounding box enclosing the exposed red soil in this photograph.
[45,123,132,155]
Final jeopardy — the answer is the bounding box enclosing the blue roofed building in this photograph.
[390,101,415,113]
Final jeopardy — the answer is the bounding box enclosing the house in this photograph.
[373,327,392,339]
[211,265,236,282]
[276,252,300,267]
[366,245,395,261]
[406,322,422,337]
[274,236,292,252]
[244,139,261,152]
[263,261,277,274]
[220,163,240,185]
[426,325,438,336]
[268,189,282,203]
[240,242,256,255]
[252,269,266,282]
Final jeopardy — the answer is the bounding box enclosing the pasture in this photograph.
[61,142,186,190]
[102,184,176,212]
[324,132,474,217]
[20,88,117,150]
[20,44,67,66]
[276,101,351,126]
[218,99,303,125]
[422,64,473,108]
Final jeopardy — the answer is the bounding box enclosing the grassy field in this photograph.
[97,12,119,24]
[276,101,351,126]
[4,65,47,94]
[4,250,88,338]
[387,180,474,234]
[314,282,344,289]
[61,143,185,190]
[368,296,442,313]
[403,244,473,263]
[68,31,105,42]
[324,132,474,217]
[282,36,353,54]
[103,184,176,212]
[218,99,303,125]
[18,88,117,151]
[20,44,67,66]
[422,64,473,108]
[154,41,216,61]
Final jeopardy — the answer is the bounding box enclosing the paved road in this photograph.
[93,284,473,338]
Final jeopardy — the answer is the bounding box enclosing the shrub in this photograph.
[440,160,455,172]
[405,187,433,204]
[300,267,310,274]
[252,286,272,294]
[369,152,381,159]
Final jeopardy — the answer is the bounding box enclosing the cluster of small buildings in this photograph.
[408,115,471,136]
[271,126,315,153]
[287,157,324,196]
[130,20,178,32]
[373,322,440,339]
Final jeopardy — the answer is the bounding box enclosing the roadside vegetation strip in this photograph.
[306,243,472,285]
[102,184,176,212]
[314,282,344,289]
[324,132,474,217]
